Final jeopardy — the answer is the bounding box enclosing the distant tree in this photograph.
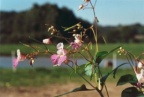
[0,3,143,44]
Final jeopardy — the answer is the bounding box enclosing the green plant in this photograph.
[12,0,144,97]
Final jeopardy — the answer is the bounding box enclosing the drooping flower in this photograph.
[43,38,52,44]
[13,49,26,68]
[30,58,35,66]
[12,58,19,68]
[50,43,67,66]
[17,49,25,61]
[136,69,144,83]
[134,62,144,86]
[70,34,83,50]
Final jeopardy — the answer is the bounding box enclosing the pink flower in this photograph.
[50,43,67,66]
[12,58,19,68]
[17,49,26,61]
[43,38,52,44]
[70,34,82,50]
[70,42,82,50]
[74,34,82,44]
[134,62,144,85]
[13,49,26,68]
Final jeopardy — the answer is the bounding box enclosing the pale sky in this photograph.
[0,0,144,26]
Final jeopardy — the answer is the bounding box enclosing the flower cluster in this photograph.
[48,26,58,35]
[50,42,68,66]
[70,34,83,50]
[49,33,83,66]
[13,32,84,68]
[117,47,127,55]
[13,49,38,68]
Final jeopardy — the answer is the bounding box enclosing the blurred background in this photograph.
[0,0,144,97]
[0,0,144,44]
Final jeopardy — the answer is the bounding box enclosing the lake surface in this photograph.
[0,56,131,69]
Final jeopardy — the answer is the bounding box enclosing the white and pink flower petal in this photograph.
[57,42,64,50]
[57,56,67,66]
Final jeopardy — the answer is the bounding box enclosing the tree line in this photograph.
[0,3,144,44]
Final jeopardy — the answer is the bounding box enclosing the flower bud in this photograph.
[79,4,84,10]
[43,38,52,44]
[98,78,102,90]
[138,62,143,68]
[30,58,34,66]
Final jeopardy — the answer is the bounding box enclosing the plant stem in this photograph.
[28,36,49,51]
[98,66,110,97]
[89,1,109,96]
[89,1,98,54]
[68,64,95,88]
[68,64,104,97]
[91,26,98,53]
[78,52,92,62]
[90,1,98,23]
[126,54,135,73]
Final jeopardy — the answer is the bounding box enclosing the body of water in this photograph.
[0,56,131,69]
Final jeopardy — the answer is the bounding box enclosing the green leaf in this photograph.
[84,63,98,80]
[95,46,121,64]
[121,87,139,97]
[100,73,110,85]
[100,63,126,85]
[55,84,94,97]
[117,74,137,86]
[85,65,93,76]
[71,84,88,92]
[95,51,108,64]
[79,62,91,70]
[113,63,127,78]
[137,94,144,97]
[77,64,86,71]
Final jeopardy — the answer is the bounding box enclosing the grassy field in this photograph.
[0,67,134,87]
[0,43,143,58]
[0,43,140,87]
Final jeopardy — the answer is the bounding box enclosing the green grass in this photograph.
[0,67,81,87]
[0,67,134,87]
[0,43,143,57]
[0,44,56,56]
[98,43,144,57]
